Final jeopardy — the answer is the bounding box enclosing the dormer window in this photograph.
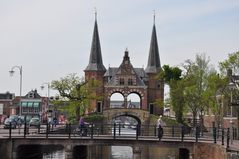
[128,78,133,85]
[28,92,34,98]
[119,78,124,85]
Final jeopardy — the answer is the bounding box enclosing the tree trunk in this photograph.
[192,111,197,128]
[76,106,80,121]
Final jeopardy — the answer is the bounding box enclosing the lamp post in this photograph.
[41,82,50,123]
[228,82,235,144]
[41,83,50,99]
[9,65,22,116]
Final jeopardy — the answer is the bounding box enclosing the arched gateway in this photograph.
[84,17,164,123]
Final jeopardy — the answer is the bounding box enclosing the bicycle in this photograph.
[73,125,88,137]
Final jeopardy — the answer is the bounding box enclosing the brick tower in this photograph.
[84,17,106,113]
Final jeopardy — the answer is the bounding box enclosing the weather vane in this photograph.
[153,10,156,24]
[94,7,97,21]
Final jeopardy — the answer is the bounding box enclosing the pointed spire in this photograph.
[145,17,161,74]
[85,15,106,72]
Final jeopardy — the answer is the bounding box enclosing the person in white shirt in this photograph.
[157,115,164,140]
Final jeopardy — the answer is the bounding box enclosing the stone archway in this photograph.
[103,108,150,125]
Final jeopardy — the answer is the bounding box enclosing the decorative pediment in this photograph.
[116,50,136,76]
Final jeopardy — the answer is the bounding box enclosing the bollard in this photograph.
[138,124,141,136]
[91,123,93,139]
[154,125,157,137]
[235,128,238,140]
[9,122,12,139]
[172,126,175,137]
[227,128,230,149]
[38,124,40,133]
[213,127,217,144]
[100,123,103,135]
[119,124,121,136]
[113,123,116,139]
[68,123,71,139]
[24,121,27,138]
[222,128,224,145]
[195,126,199,143]
[136,124,139,140]
[181,126,184,142]
[46,122,49,138]
[217,123,220,139]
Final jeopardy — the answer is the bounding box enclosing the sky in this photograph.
[0,0,239,98]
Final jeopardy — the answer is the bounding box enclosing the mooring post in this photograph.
[136,124,139,140]
[227,128,230,149]
[195,126,199,143]
[154,125,157,137]
[119,123,121,136]
[172,126,175,137]
[38,124,40,133]
[24,121,27,138]
[222,128,224,145]
[91,123,94,139]
[46,122,49,138]
[68,123,71,139]
[181,126,184,142]
[113,123,116,139]
[213,126,217,144]
[9,122,12,139]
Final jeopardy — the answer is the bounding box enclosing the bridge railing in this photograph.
[0,122,237,148]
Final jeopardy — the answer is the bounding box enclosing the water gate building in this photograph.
[84,17,164,116]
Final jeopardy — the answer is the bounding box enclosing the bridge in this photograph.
[0,123,239,159]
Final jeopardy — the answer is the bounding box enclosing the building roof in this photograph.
[85,19,106,72]
[23,89,41,99]
[104,50,147,86]
[145,24,161,74]
[0,92,14,100]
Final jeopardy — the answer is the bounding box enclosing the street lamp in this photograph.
[9,65,22,116]
[41,82,50,123]
[228,81,237,144]
[41,83,50,99]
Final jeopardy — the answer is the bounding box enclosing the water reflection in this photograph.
[43,150,65,159]
[42,146,132,159]
[41,145,179,159]
[111,146,132,159]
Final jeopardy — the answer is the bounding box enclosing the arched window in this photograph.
[110,93,124,108]
[127,93,141,109]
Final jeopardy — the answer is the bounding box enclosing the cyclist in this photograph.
[79,117,87,136]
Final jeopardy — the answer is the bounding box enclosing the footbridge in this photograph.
[0,123,238,159]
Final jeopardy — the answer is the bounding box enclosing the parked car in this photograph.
[123,121,130,128]
[9,115,18,122]
[4,118,17,129]
[29,118,40,127]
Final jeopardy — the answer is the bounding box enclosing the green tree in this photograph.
[219,51,239,75]
[205,73,228,127]
[51,73,101,122]
[159,65,184,123]
[182,54,216,128]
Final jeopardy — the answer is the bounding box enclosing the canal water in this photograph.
[41,146,179,159]
[43,146,133,159]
